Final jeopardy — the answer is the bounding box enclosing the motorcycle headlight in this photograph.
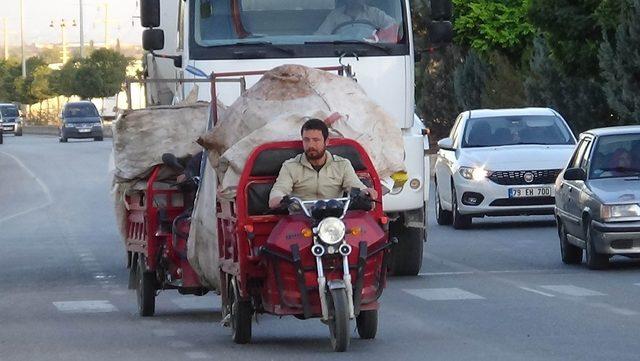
[459,166,491,181]
[317,217,346,245]
[601,204,640,220]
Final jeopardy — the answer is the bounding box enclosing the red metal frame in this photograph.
[218,139,389,317]
[125,166,203,289]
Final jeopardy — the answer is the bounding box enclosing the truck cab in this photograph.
[139,0,452,275]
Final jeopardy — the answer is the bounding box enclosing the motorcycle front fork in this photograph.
[315,254,355,321]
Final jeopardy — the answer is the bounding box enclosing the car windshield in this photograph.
[461,115,575,148]
[64,104,99,118]
[191,0,407,59]
[0,106,19,118]
[590,133,640,179]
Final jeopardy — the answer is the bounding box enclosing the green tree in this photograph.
[599,0,640,123]
[453,0,534,60]
[481,52,527,108]
[453,50,487,110]
[78,48,130,99]
[50,59,82,97]
[13,57,51,105]
[0,59,22,102]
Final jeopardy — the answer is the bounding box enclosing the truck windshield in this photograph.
[190,0,408,59]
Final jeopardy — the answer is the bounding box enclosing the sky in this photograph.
[2,0,143,47]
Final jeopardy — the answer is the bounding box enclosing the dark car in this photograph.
[555,126,640,269]
[0,103,23,136]
[59,101,104,142]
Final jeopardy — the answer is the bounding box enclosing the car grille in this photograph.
[489,197,555,207]
[488,169,561,185]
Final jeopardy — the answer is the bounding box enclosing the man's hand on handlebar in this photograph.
[361,187,378,200]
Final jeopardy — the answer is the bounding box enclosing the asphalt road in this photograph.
[1,134,639,361]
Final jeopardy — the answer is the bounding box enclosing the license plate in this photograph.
[79,129,91,133]
[3,126,11,131]
[509,187,553,198]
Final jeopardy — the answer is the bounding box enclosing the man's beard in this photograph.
[305,147,325,161]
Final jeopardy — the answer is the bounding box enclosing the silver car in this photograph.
[555,125,640,269]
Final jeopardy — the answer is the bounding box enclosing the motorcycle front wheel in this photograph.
[328,287,350,352]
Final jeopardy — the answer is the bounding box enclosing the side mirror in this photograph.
[142,29,165,51]
[563,168,586,181]
[437,137,454,151]
[140,0,160,28]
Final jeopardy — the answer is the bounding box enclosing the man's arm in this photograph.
[269,163,294,209]
[342,162,378,199]
[315,9,341,35]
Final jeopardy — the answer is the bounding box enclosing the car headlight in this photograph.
[93,122,102,127]
[65,123,75,128]
[459,166,490,181]
[317,217,346,245]
[601,204,640,220]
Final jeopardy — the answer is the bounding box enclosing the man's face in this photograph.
[302,129,327,161]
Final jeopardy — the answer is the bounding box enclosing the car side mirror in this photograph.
[563,168,586,181]
[437,137,454,151]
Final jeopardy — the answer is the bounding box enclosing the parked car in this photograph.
[555,126,640,269]
[434,108,576,229]
[59,101,104,142]
[0,103,23,136]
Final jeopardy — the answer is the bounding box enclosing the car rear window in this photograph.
[462,115,575,148]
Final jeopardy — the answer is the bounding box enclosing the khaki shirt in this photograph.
[269,151,367,202]
[316,5,395,35]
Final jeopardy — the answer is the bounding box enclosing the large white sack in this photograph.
[198,64,405,197]
[186,160,220,290]
[112,102,213,181]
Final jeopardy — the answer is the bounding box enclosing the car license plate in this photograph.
[3,126,11,131]
[509,187,553,198]
[79,129,91,133]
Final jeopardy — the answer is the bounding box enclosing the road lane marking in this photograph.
[53,300,117,313]
[185,352,211,359]
[404,288,485,301]
[588,302,639,316]
[540,285,606,297]
[0,151,53,224]
[518,287,555,297]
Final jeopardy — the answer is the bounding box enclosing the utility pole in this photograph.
[103,2,109,48]
[20,0,26,78]
[79,0,85,57]
[50,19,77,64]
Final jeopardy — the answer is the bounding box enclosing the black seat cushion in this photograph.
[250,149,301,177]
[327,145,366,171]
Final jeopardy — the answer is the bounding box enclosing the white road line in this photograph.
[0,151,53,224]
[53,300,117,313]
[404,288,485,301]
[152,329,177,337]
[518,286,555,297]
[185,352,210,359]
[540,285,606,297]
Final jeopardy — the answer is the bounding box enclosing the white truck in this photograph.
[138,0,452,275]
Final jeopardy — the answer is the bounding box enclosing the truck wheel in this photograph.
[390,223,424,276]
[559,222,582,264]
[452,187,472,229]
[136,255,156,317]
[356,309,377,339]
[328,287,350,352]
[585,222,608,270]
[230,278,252,344]
[435,181,452,225]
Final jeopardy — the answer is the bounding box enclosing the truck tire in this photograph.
[390,223,424,276]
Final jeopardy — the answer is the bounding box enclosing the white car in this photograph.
[434,108,577,228]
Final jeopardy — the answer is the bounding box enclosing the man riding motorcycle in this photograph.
[268,118,378,209]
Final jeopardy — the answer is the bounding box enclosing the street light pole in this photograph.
[20,0,26,78]
[79,0,84,57]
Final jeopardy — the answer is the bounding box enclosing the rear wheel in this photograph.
[452,186,472,229]
[435,181,452,225]
[230,278,252,344]
[389,223,424,276]
[559,222,582,264]
[328,287,350,352]
[356,309,378,339]
[136,255,156,317]
[585,221,609,270]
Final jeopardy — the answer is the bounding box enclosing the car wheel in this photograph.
[435,181,452,226]
[451,186,472,229]
[584,221,609,270]
[558,222,582,264]
[60,136,67,143]
[94,136,103,141]
[15,130,22,136]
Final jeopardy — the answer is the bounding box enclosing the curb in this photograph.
[23,125,113,138]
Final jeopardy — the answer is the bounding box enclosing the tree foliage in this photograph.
[599,0,640,124]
